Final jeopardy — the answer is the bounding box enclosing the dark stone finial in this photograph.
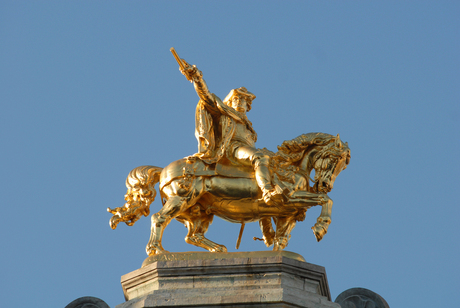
[335,287,389,308]
[65,296,110,308]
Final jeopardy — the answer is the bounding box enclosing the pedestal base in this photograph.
[117,251,339,308]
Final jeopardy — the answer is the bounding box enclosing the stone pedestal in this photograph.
[116,251,340,308]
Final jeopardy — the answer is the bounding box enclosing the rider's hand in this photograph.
[181,64,202,81]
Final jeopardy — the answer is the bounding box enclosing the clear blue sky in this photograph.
[1,2,458,307]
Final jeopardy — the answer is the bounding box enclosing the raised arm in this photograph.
[170,48,216,105]
[182,64,215,104]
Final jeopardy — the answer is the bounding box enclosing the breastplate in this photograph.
[233,122,255,147]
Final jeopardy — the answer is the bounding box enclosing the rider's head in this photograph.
[223,87,256,113]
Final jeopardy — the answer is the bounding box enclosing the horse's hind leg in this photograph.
[182,205,227,253]
[273,217,297,251]
[259,217,275,247]
[146,196,187,256]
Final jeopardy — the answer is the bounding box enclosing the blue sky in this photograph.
[1,2,458,307]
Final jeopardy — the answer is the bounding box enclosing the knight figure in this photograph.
[181,61,287,206]
[107,48,351,256]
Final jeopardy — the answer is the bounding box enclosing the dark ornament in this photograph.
[335,288,389,308]
[65,296,110,308]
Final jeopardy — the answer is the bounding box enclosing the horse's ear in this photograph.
[335,134,342,148]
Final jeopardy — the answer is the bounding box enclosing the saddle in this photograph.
[214,156,255,179]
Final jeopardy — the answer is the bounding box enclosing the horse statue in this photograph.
[108,132,350,255]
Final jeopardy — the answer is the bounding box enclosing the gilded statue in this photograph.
[108,48,351,255]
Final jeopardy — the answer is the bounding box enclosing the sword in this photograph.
[170,47,192,81]
[236,223,245,249]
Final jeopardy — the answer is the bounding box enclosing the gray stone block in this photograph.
[116,251,340,308]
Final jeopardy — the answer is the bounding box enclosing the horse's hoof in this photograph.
[155,248,170,254]
[146,244,169,256]
[147,249,170,256]
[211,245,227,253]
[312,224,327,242]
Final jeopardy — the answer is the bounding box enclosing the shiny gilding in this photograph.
[141,250,306,268]
[108,49,350,256]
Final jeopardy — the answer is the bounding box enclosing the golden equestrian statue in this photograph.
[108,48,351,255]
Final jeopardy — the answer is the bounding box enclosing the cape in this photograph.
[194,94,257,165]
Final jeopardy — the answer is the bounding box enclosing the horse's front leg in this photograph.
[312,196,333,242]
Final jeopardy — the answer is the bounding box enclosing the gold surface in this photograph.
[108,48,351,256]
[141,250,306,267]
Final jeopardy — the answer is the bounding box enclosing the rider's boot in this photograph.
[263,184,288,206]
[254,156,287,206]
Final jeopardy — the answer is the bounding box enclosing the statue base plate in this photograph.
[117,251,339,308]
[141,250,306,267]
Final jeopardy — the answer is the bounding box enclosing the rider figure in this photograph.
[180,63,286,206]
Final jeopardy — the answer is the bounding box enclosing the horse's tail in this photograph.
[108,165,163,230]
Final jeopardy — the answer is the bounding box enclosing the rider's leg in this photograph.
[253,155,286,205]
[233,146,286,205]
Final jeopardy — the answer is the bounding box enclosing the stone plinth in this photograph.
[117,251,340,308]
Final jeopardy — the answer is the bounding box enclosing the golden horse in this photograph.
[108,132,350,255]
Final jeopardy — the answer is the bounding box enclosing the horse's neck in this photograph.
[299,150,316,179]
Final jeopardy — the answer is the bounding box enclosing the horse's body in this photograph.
[108,133,350,255]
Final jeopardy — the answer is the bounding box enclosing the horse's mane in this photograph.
[268,132,336,165]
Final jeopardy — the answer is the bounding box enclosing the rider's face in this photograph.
[231,95,248,113]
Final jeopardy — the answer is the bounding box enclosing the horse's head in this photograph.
[311,134,350,193]
[274,132,350,194]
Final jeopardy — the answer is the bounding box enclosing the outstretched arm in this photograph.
[181,63,215,105]
[170,48,220,112]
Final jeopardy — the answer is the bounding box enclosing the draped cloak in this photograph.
[194,93,257,165]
